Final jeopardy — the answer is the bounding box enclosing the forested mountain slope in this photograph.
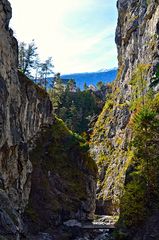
[61,69,117,89]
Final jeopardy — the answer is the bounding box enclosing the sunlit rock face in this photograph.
[90,0,159,215]
[0,0,52,238]
[116,0,159,95]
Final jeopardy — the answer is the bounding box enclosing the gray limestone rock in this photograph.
[90,0,159,215]
[0,0,52,237]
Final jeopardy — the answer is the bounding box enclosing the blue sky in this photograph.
[10,0,118,74]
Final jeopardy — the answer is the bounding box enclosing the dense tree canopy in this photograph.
[49,76,109,135]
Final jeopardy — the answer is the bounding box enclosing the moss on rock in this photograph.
[24,117,97,234]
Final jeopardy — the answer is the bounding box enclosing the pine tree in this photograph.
[50,73,64,112]
[39,57,54,89]
[18,40,38,78]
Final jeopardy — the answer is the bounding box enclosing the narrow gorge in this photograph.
[0,0,159,240]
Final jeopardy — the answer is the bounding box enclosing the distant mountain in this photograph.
[97,67,118,73]
[61,68,117,89]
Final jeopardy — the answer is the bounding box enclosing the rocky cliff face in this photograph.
[0,1,97,239]
[24,118,97,238]
[0,1,52,238]
[90,0,159,215]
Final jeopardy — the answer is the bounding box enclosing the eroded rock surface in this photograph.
[0,1,97,239]
[90,0,159,215]
[0,1,52,237]
[24,118,97,236]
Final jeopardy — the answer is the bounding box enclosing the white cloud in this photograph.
[9,0,117,73]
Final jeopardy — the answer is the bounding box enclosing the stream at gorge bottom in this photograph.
[52,216,117,240]
[52,226,114,240]
[27,216,117,240]
[70,229,113,240]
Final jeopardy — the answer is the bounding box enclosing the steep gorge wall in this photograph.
[90,0,159,214]
[0,0,53,237]
[0,1,97,239]
[24,118,97,238]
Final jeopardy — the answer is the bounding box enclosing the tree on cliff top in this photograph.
[38,57,54,89]
[18,40,54,89]
[18,40,38,78]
